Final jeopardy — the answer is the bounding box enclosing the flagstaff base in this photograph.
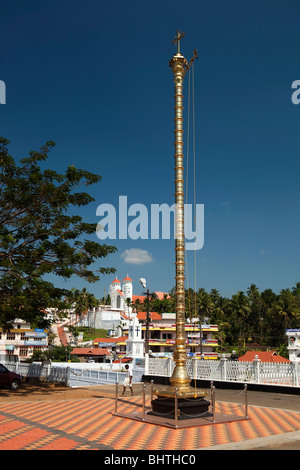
[151,397,211,419]
[151,386,211,420]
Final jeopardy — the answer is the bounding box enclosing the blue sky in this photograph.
[1,0,300,300]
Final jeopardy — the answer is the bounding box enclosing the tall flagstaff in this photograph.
[169,31,191,394]
[168,31,201,397]
[152,32,209,407]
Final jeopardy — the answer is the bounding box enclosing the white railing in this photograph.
[67,368,128,387]
[4,357,299,389]
[2,362,144,387]
[145,356,300,387]
[3,362,68,383]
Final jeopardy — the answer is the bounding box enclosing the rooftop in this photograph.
[238,351,290,363]
[71,348,112,356]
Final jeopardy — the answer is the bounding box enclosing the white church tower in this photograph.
[122,275,133,317]
[110,278,123,309]
[109,275,133,315]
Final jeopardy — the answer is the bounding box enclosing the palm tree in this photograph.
[260,289,279,347]
[246,284,263,343]
[273,289,300,331]
[292,283,300,311]
[67,288,99,332]
[185,287,196,319]
[229,291,251,347]
[210,288,221,304]
[198,290,214,322]
[210,295,229,352]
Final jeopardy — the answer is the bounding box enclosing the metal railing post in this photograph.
[175,388,178,428]
[142,383,146,421]
[150,380,154,410]
[212,386,216,422]
[244,383,248,418]
[114,382,118,415]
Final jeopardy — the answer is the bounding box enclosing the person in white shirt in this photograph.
[121,364,133,396]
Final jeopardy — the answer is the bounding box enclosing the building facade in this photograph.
[121,312,219,359]
[72,275,219,360]
[286,329,300,363]
[0,320,48,362]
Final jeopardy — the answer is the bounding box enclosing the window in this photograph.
[151,331,160,339]
[6,332,15,340]
[162,333,172,340]
[19,348,28,357]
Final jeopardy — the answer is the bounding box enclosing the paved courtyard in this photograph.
[0,383,299,450]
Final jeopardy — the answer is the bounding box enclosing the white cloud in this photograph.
[259,250,270,255]
[121,248,154,265]
[221,201,230,209]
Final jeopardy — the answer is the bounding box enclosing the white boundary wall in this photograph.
[3,357,300,388]
[145,356,300,387]
[2,361,144,387]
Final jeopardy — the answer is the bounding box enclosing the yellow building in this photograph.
[122,312,218,359]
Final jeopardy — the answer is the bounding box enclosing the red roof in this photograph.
[71,348,112,356]
[122,276,133,282]
[137,311,161,321]
[132,295,145,302]
[112,278,121,283]
[239,351,290,363]
[154,292,169,300]
[93,336,127,344]
[120,312,131,320]
[132,292,169,302]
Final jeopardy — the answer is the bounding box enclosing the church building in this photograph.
[109,275,133,317]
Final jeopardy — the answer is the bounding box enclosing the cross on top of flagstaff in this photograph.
[172,30,185,53]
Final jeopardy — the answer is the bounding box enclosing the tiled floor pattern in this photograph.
[0,397,299,450]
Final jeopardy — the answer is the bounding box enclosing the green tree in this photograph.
[246,284,263,343]
[0,138,116,329]
[229,291,251,346]
[67,287,99,331]
[197,289,214,321]
[273,289,300,334]
[258,288,278,346]
[210,293,230,352]
[151,294,175,314]
[292,282,300,310]
[29,345,79,362]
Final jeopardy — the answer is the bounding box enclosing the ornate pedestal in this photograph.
[151,396,211,419]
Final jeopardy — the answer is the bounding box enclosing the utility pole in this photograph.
[145,289,150,353]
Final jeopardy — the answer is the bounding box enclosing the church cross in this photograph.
[172,30,185,53]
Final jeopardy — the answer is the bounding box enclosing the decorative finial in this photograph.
[172,30,185,54]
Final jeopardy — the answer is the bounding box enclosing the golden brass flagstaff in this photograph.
[153,32,206,402]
